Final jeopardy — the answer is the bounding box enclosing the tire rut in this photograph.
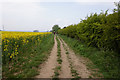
[35,35,58,78]
[59,37,92,78]
[58,37,73,78]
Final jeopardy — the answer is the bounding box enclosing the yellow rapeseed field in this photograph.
[1,31,51,64]
[2,31,51,39]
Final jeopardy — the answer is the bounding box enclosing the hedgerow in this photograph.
[58,10,120,53]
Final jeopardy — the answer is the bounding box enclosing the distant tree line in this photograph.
[33,30,39,32]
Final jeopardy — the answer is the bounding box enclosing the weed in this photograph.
[66,51,69,54]
[53,36,62,78]
[59,35,120,78]
[57,58,62,64]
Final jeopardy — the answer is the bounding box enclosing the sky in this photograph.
[0,0,119,32]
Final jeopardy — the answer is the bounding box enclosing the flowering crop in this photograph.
[1,31,51,64]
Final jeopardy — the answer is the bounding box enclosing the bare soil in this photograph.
[35,35,101,78]
[35,36,58,78]
[60,37,92,78]
[58,38,73,78]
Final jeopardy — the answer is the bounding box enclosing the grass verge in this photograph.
[2,34,54,78]
[59,35,119,78]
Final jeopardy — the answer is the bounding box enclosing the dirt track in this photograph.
[58,38,72,78]
[35,35,99,78]
[35,36,58,78]
[60,37,92,78]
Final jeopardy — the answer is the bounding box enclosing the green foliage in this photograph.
[52,25,61,33]
[56,36,62,64]
[58,10,120,53]
[60,35,120,78]
[58,3,120,78]
[2,34,54,78]
[66,51,69,54]
[53,36,62,78]
[58,8,120,78]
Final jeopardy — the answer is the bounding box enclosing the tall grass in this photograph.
[60,35,119,78]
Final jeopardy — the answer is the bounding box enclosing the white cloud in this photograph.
[2,0,72,3]
[75,0,119,2]
[2,2,47,31]
[1,0,117,31]
[2,0,120,2]
[0,2,2,30]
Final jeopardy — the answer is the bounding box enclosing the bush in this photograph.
[58,11,120,53]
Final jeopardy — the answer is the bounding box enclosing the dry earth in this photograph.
[35,35,100,78]
[35,36,58,78]
[59,37,92,78]
[58,38,73,78]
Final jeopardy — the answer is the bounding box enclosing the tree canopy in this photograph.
[33,30,39,32]
[52,25,61,33]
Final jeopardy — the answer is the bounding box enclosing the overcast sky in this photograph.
[0,0,119,32]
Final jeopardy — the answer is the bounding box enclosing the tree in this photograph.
[113,2,120,12]
[33,30,39,32]
[63,27,66,29]
[52,25,61,33]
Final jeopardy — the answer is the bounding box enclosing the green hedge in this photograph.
[58,11,120,53]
